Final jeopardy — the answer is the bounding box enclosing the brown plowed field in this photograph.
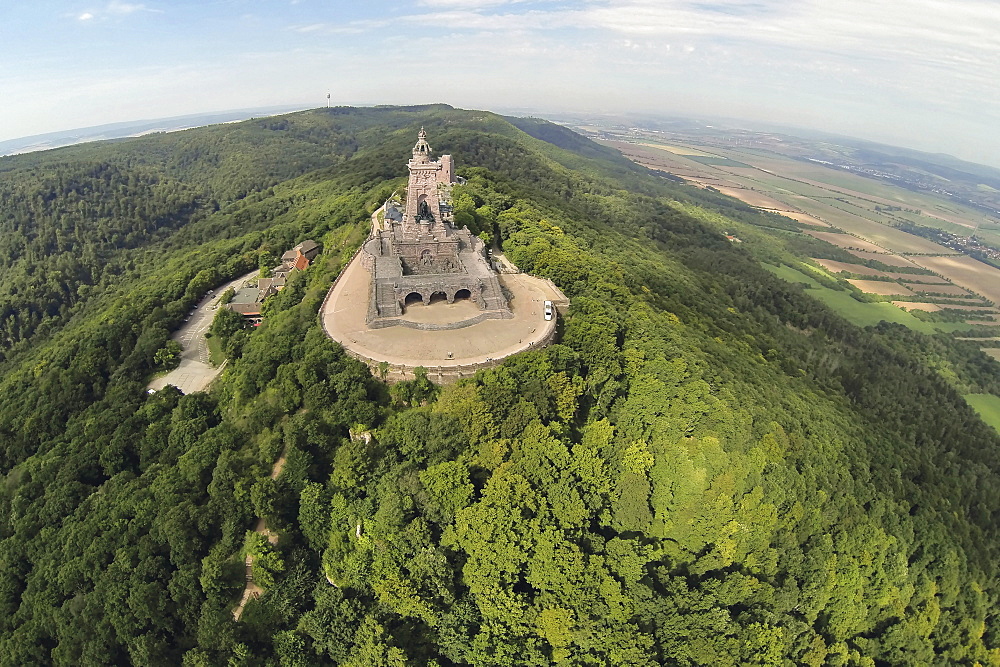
[848,250,918,267]
[812,259,887,276]
[808,232,886,253]
[904,283,973,297]
[908,255,1000,304]
[847,279,915,296]
[779,211,830,227]
[893,302,995,312]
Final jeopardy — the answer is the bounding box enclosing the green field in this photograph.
[965,393,1000,432]
[763,263,969,333]
[207,334,225,366]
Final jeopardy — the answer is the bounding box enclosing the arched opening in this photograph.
[454,288,472,301]
[404,292,424,307]
[420,249,433,266]
[428,291,448,305]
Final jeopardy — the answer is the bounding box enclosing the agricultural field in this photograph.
[763,264,965,334]
[812,259,888,276]
[893,302,942,312]
[908,255,1000,304]
[848,250,918,267]
[905,283,975,297]
[705,148,1000,236]
[806,232,887,253]
[606,133,1000,328]
[638,142,712,156]
[893,302,995,313]
[708,186,792,210]
[888,273,948,284]
[779,211,830,226]
[847,279,915,296]
[608,130,1000,253]
[688,155,749,168]
[796,197,955,253]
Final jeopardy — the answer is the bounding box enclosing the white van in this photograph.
[544,300,554,320]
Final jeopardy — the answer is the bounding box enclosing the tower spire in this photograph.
[412,127,432,163]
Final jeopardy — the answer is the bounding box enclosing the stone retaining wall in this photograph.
[368,309,514,330]
[342,312,559,384]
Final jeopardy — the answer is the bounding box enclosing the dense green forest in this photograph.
[2,105,1000,666]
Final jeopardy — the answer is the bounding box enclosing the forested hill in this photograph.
[1,105,1000,666]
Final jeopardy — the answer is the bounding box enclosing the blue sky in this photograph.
[2,1,999,165]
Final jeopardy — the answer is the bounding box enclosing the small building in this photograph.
[227,286,264,325]
[280,240,320,269]
[224,239,320,325]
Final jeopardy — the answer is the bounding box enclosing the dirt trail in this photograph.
[231,451,286,621]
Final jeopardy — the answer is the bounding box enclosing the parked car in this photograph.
[544,300,554,320]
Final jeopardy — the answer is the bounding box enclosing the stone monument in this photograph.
[361,128,511,328]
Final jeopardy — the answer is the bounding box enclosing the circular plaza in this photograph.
[319,252,565,381]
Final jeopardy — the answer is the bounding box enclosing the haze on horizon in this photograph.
[2,0,999,168]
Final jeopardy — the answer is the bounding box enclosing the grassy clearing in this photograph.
[208,335,225,366]
[965,393,1000,432]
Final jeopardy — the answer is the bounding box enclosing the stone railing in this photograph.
[539,277,570,309]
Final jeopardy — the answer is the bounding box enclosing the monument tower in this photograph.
[359,128,510,327]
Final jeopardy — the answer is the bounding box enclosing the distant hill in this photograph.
[0,105,999,665]
[0,105,308,157]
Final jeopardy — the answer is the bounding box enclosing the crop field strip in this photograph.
[893,302,997,313]
[779,211,830,227]
[847,279,916,296]
[907,255,1000,305]
[806,231,888,253]
[812,259,888,276]
[847,250,918,267]
[903,283,975,297]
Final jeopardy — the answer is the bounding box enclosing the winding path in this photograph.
[231,452,287,621]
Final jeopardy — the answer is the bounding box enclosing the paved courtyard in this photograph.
[320,252,564,371]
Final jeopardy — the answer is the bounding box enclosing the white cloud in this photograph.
[76,2,163,21]
[107,2,151,15]
[418,0,531,8]
[288,18,391,34]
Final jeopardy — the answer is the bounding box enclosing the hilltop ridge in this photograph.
[0,106,998,665]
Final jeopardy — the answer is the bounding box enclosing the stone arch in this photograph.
[404,292,424,308]
[454,288,472,301]
[420,248,433,266]
[428,291,448,305]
